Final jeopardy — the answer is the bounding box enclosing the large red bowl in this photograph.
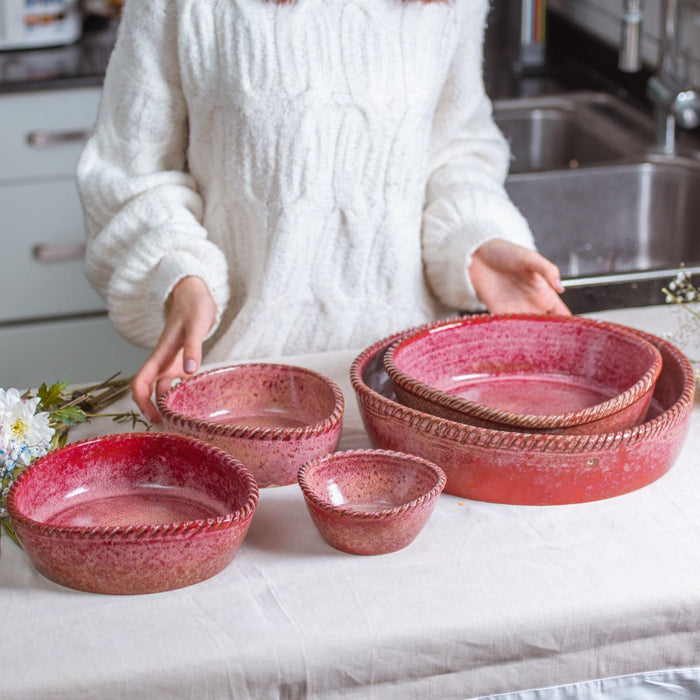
[384,315,662,434]
[351,327,695,505]
[8,432,259,594]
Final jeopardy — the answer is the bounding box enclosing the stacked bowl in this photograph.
[351,314,696,506]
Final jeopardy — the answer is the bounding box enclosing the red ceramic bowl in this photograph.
[352,328,695,506]
[159,363,344,488]
[7,432,259,594]
[298,449,446,555]
[384,315,663,434]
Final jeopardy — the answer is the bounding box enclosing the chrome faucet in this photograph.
[645,0,700,154]
[619,0,644,73]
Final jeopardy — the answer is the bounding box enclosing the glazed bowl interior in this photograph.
[158,363,345,488]
[161,363,341,431]
[8,432,259,594]
[300,450,445,513]
[298,449,446,555]
[385,314,662,432]
[11,433,255,528]
[352,327,695,505]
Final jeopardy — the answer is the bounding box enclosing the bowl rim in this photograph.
[351,325,696,454]
[297,448,447,520]
[7,432,260,541]
[383,314,663,431]
[157,363,345,442]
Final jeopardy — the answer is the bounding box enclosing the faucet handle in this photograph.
[674,89,700,129]
[647,75,700,129]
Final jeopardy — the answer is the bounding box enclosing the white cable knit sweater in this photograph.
[77,0,535,362]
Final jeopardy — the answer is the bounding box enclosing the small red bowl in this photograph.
[7,432,259,594]
[352,327,695,506]
[384,314,662,434]
[159,363,344,488]
[298,449,446,555]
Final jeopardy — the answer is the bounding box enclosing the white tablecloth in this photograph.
[1,307,699,699]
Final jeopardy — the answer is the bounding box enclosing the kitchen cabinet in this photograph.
[0,86,148,389]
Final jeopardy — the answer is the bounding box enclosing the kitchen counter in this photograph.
[0,10,602,98]
[0,17,117,93]
[1,305,699,699]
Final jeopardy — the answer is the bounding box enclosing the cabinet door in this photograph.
[0,178,105,323]
[0,87,99,183]
[0,316,149,390]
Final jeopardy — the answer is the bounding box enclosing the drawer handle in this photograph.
[32,242,86,263]
[26,129,92,148]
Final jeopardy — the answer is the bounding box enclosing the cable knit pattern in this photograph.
[77,0,535,361]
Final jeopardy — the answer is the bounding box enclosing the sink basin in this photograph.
[494,92,652,174]
[506,156,700,313]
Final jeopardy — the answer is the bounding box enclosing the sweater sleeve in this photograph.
[76,0,229,348]
[421,0,535,312]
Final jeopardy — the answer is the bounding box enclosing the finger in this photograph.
[182,317,209,375]
[131,362,162,424]
[156,375,177,401]
[131,336,184,423]
[524,252,566,294]
[548,295,573,316]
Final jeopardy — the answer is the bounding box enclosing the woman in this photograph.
[77,0,569,422]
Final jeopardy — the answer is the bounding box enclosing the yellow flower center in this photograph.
[11,418,27,440]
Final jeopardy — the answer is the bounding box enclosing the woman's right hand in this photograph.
[131,275,218,423]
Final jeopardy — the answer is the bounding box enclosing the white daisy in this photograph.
[0,388,54,470]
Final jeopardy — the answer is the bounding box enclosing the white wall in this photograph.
[548,0,700,86]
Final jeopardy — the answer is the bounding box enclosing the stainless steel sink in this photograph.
[505,155,700,313]
[490,92,700,312]
[494,92,654,174]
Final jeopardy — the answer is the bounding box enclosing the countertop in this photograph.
[0,17,117,93]
[1,305,699,699]
[0,10,600,98]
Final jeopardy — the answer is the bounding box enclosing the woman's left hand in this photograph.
[468,238,571,316]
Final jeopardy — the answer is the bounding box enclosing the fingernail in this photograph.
[184,359,197,374]
[555,278,565,293]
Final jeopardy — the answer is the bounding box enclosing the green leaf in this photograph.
[37,381,70,411]
[50,405,88,426]
[1,517,22,547]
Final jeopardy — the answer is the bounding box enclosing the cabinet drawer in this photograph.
[0,178,104,323]
[0,87,100,183]
[0,316,149,390]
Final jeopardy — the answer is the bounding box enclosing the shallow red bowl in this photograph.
[352,328,695,506]
[298,449,446,555]
[7,432,259,594]
[384,315,663,434]
[159,363,344,488]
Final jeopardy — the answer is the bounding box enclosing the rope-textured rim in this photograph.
[350,324,696,455]
[297,449,447,520]
[7,432,260,540]
[158,363,345,442]
[383,314,663,431]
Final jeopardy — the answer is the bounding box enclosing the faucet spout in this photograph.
[619,0,644,73]
[645,0,700,154]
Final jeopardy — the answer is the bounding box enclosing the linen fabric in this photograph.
[76,0,534,362]
[3,307,700,699]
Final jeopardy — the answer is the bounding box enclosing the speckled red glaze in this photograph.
[352,327,695,506]
[298,449,446,555]
[158,363,344,488]
[384,314,663,434]
[7,432,259,595]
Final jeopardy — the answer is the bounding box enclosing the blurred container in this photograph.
[0,0,82,51]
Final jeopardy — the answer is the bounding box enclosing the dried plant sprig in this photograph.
[662,268,700,384]
[662,268,700,314]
